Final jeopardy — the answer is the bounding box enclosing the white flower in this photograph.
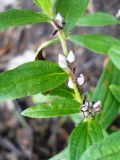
[58,51,76,69]
[58,54,67,69]
[89,101,93,108]
[67,50,75,63]
[81,104,88,112]
[93,100,101,110]
[116,9,120,18]
[68,78,74,89]
[55,13,64,28]
[83,111,89,118]
[77,74,85,86]
[55,13,64,23]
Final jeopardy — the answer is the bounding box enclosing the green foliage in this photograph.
[110,85,120,103]
[0,61,68,100]
[69,119,104,160]
[0,0,120,159]
[69,34,120,55]
[92,61,120,129]
[21,97,80,118]
[33,93,57,104]
[76,12,120,27]
[80,131,120,160]
[35,38,59,60]
[33,0,56,18]
[108,45,120,70]
[70,114,82,124]
[0,9,49,30]
[49,84,75,99]
[56,0,89,31]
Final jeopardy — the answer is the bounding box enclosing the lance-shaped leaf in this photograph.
[56,0,89,32]
[0,61,68,100]
[0,9,49,31]
[21,97,80,118]
[110,85,120,103]
[35,38,59,60]
[108,45,120,70]
[80,131,120,160]
[69,34,120,55]
[33,0,56,18]
[49,84,75,99]
[92,61,120,129]
[32,93,57,104]
[69,119,104,160]
[76,12,120,27]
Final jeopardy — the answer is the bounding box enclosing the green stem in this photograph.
[73,81,83,103]
[57,30,82,104]
[51,21,82,103]
[57,30,68,56]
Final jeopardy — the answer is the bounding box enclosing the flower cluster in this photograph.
[81,96,101,118]
[58,50,75,69]
[58,51,85,89]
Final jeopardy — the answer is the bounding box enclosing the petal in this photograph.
[58,54,67,69]
[81,105,88,111]
[55,13,64,23]
[83,111,89,118]
[77,74,85,86]
[68,78,74,89]
[93,100,101,109]
[116,9,120,18]
[67,50,75,63]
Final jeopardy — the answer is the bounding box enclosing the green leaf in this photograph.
[70,113,82,124]
[80,131,120,160]
[76,12,120,27]
[0,61,68,100]
[35,38,59,60]
[21,97,80,118]
[69,34,120,55]
[0,9,49,31]
[56,0,89,32]
[69,119,104,160]
[49,84,75,99]
[49,148,69,160]
[33,0,56,18]
[32,93,57,104]
[108,45,120,70]
[110,85,120,103]
[92,61,120,129]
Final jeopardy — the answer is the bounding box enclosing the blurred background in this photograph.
[0,0,120,159]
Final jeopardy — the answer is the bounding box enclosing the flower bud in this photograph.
[116,9,120,18]
[68,78,74,89]
[55,13,64,22]
[58,54,67,69]
[81,105,88,112]
[93,100,101,110]
[55,13,64,28]
[89,101,93,108]
[83,111,89,118]
[77,74,85,86]
[67,50,75,63]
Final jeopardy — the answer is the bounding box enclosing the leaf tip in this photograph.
[21,109,28,117]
